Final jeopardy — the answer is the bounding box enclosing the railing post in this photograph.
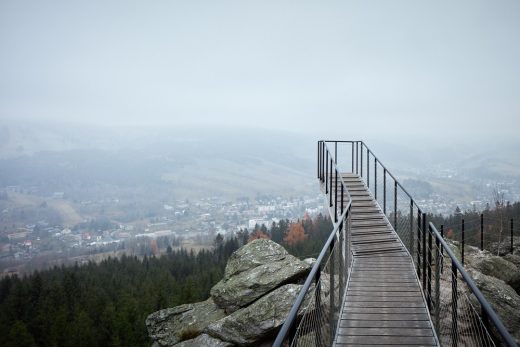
[409,199,414,256]
[440,224,444,274]
[428,223,432,310]
[329,159,333,207]
[422,213,427,290]
[317,141,320,179]
[367,150,370,188]
[341,183,344,218]
[360,143,364,178]
[334,169,338,222]
[325,151,328,194]
[393,181,397,231]
[462,219,465,266]
[374,159,378,200]
[511,219,514,254]
[329,238,335,343]
[383,169,387,214]
[351,142,354,173]
[355,142,359,175]
[417,211,422,278]
[481,213,484,251]
[434,224,441,332]
[339,219,344,304]
[452,260,458,347]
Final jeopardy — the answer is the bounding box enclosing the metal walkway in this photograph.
[274,140,517,347]
[335,174,438,346]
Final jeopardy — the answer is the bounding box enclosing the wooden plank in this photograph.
[346,294,423,299]
[341,313,431,321]
[343,307,427,314]
[346,296,424,302]
[336,327,433,337]
[345,301,425,308]
[340,319,432,328]
[335,335,436,345]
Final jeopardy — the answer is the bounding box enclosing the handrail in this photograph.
[318,140,518,346]
[322,141,352,202]
[272,201,351,347]
[429,222,517,347]
[273,140,351,347]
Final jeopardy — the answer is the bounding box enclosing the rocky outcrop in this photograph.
[444,239,520,343]
[146,239,314,346]
[503,253,520,268]
[211,256,310,313]
[468,269,520,344]
[173,334,233,347]
[206,284,302,345]
[146,298,226,346]
[466,249,520,292]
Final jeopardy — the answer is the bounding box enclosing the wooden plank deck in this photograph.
[333,174,438,347]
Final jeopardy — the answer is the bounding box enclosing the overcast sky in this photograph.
[1,0,519,141]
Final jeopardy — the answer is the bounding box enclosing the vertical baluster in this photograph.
[329,239,335,343]
[383,169,387,214]
[351,142,354,173]
[334,169,338,222]
[367,150,370,188]
[428,224,432,310]
[409,199,414,256]
[452,261,458,347]
[329,159,333,207]
[417,211,422,278]
[393,181,397,231]
[462,219,465,265]
[434,224,441,332]
[374,159,378,200]
[422,213,427,290]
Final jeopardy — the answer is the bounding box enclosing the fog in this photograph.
[1,0,519,145]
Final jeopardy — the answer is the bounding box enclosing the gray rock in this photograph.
[223,239,289,279]
[303,257,316,267]
[146,298,226,346]
[211,256,310,313]
[210,240,310,313]
[173,334,233,347]
[503,253,520,269]
[466,250,520,292]
[468,269,520,344]
[206,284,303,346]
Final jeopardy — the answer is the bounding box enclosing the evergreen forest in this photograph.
[0,214,333,346]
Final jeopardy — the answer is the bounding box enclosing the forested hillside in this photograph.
[427,201,520,253]
[0,214,332,346]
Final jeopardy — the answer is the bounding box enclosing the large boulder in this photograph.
[223,239,290,279]
[205,284,303,346]
[468,269,520,344]
[173,334,232,347]
[210,239,310,313]
[503,253,520,269]
[466,250,520,292]
[145,298,226,346]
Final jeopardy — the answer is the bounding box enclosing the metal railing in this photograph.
[318,140,517,347]
[273,142,352,347]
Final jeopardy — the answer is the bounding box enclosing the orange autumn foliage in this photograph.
[284,223,307,246]
[248,230,271,242]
